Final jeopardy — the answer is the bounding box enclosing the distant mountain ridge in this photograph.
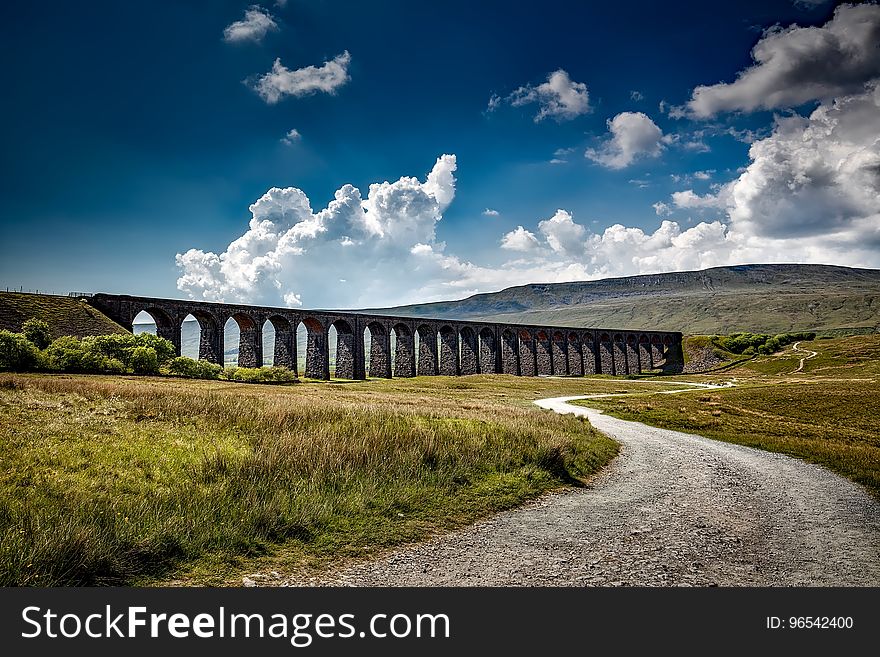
[368,264,880,334]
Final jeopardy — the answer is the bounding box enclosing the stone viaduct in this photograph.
[84,293,684,379]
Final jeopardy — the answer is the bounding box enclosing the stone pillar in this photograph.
[664,339,685,374]
[438,329,459,376]
[552,333,568,375]
[536,333,552,375]
[157,321,182,358]
[238,321,262,368]
[394,328,415,377]
[369,328,392,378]
[417,326,438,376]
[613,338,628,376]
[639,342,653,370]
[625,340,641,374]
[598,338,614,375]
[334,327,357,379]
[582,335,597,375]
[305,328,329,380]
[198,319,223,365]
[519,334,537,376]
[501,330,519,375]
[460,329,479,375]
[567,337,583,376]
[479,331,498,374]
[273,324,296,370]
[651,343,664,367]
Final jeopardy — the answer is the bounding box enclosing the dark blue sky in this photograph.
[0,0,853,303]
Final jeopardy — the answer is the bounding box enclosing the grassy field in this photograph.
[574,335,880,496]
[0,373,640,586]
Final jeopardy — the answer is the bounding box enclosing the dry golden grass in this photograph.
[0,373,624,586]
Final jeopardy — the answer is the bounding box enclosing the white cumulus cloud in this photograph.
[177,83,880,309]
[502,69,591,122]
[681,3,880,117]
[223,5,278,44]
[281,128,301,145]
[500,226,540,251]
[250,51,351,104]
[586,112,665,169]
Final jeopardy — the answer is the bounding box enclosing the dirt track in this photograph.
[281,395,880,587]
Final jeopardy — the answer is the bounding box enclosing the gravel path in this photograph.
[791,341,819,373]
[282,393,880,587]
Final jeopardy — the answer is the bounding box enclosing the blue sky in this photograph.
[2,0,878,308]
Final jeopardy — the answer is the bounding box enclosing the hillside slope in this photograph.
[0,292,127,338]
[371,264,880,334]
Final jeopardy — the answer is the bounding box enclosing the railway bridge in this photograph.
[83,293,684,379]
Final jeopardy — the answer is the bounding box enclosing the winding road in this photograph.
[285,385,880,587]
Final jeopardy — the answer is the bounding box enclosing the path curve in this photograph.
[791,341,819,373]
[284,391,880,587]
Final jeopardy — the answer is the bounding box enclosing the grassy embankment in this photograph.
[0,292,126,338]
[574,334,880,496]
[0,374,649,587]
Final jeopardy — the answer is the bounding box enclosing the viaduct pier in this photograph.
[83,293,684,379]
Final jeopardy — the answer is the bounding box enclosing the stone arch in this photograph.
[598,332,614,375]
[518,329,536,376]
[392,323,415,377]
[551,330,568,375]
[226,312,262,368]
[301,316,328,380]
[459,326,479,375]
[567,332,583,376]
[332,318,358,380]
[478,327,497,374]
[365,321,392,378]
[535,330,552,375]
[416,324,438,376]
[265,314,295,371]
[438,325,459,375]
[133,306,180,356]
[500,328,519,375]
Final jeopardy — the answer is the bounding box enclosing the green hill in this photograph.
[0,292,127,338]
[370,264,880,334]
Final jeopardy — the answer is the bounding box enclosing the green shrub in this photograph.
[225,366,297,384]
[167,356,222,379]
[21,318,51,350]
[0,331,40,371]
[712,331,818,356]
[44,336,139,374]
[81,333,175,367]
[131,332,176,364]
[129,346,159,375]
